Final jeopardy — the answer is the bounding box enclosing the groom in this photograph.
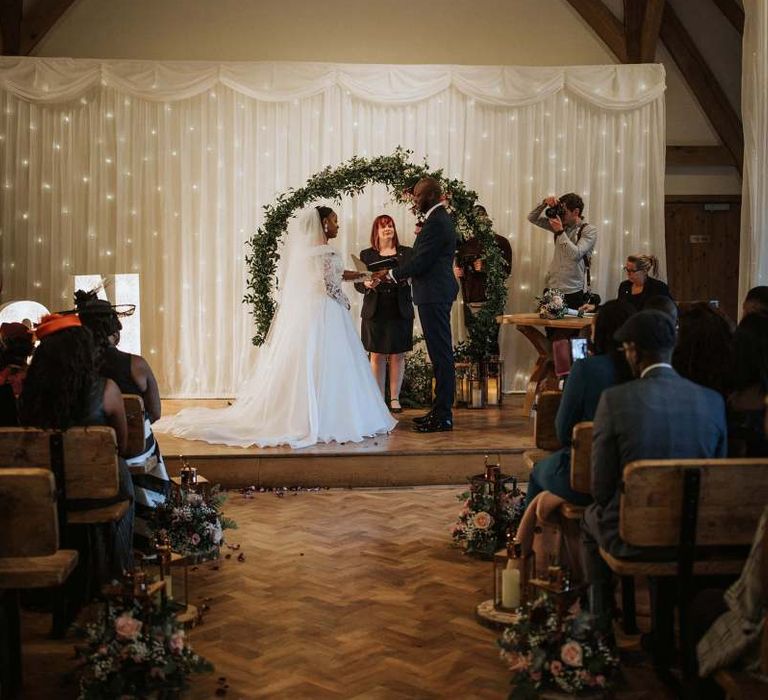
[377,177,459,432]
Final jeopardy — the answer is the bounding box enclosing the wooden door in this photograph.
[664,196,741,322]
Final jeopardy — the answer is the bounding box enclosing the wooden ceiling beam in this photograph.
[0,0,23,56]
[666,145,734,167]
[20,0,77,55]
[710,0,744,35]
[566,0,628,63]
[660,3,743,174]
[625,0,666,63]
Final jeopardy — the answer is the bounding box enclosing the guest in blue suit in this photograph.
[378,178,459,432]
[524,300,636,509]
[581,310,728,622]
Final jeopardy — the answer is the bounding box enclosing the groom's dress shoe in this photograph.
[412,411,434,425]
[413,417,453,433]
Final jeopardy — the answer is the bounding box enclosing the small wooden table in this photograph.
[498,313,593,417]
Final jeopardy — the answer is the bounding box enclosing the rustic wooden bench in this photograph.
[0,468,78,697]
[600,458,768,683]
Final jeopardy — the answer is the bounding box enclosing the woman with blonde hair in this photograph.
[618,253,673,311]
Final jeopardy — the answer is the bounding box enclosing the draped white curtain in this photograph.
[0,58,666,397]
[740,0,768,309]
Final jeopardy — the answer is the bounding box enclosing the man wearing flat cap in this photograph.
[581,310,727,625]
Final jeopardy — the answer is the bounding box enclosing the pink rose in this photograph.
[530,671,542,682]
[549,660,563,675]
[472,511,493,530]
[149,667,165,679]
[114,613,142,641]
[169,631,185,654]
[596,674,606,687]
[560,641,584,667]
[190,533,201,545]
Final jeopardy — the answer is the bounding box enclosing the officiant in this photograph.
[355,214,414,413]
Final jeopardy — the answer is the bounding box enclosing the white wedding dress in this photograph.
[155,208,397,448]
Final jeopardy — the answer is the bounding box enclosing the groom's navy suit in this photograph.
[393,205,459,420]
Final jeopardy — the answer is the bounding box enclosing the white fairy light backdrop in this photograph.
[0,59,666,397]
[73,273,142,354]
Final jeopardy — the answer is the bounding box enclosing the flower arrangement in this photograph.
[498,595,620,699]
[76,597,212,699]
[150,485,237,561]
[451,478,526,557]
[536,288,568,319]
[399,335,433,408]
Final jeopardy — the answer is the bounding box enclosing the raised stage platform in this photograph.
[156,397,535,489]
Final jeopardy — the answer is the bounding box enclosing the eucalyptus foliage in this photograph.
[244,147,507,358]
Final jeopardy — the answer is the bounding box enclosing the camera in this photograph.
[458,253,482,271]
[545,202,566,219]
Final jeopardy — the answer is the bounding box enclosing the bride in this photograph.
[155,206,397,448]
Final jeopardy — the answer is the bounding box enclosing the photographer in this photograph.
[454,205,512,350]
[528,193,597,309]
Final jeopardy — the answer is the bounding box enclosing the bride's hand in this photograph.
[364,278,381,289]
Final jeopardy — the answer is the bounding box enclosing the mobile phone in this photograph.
[570,338,588,362]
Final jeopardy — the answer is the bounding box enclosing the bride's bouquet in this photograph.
[536,289,567,319]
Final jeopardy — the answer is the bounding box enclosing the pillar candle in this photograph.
[487,376,499,405]
[501,561,521,609]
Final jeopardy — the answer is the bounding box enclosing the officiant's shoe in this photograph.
[413,417,453,433]
[412,411,434,425]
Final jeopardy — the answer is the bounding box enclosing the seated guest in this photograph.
[618,254,673,311]
[580,255,673,314]
[19,314,134,574]
[673,302,734,398]
[75,289,169,545]
[728,312,768,457]
[354,215,414,412]
[582,310,727,622]
[743,286,768,317]
[693,505,767,700]
[516,301,635,572]
[454,205,513,354]
[524,300,636,509]
[643,294,679,324]
[0,322,34,425]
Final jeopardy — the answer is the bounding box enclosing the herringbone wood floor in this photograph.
[21,488,671,699]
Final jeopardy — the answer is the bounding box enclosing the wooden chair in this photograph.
[523,390,562,470]
[123,394,157,475]
[557,420,638,632]
[559,420,592,521]
[0,468,78,697]
[600,458,768,682]
[0,426,129,526]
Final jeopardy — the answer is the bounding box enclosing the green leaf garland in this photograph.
[244,147,508,359]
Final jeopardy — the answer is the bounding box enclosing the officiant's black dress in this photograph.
[354,246,414,354]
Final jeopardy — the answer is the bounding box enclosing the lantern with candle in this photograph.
[452,455,526,557]
[485,355,504,406]
[454,361,471,405]
[493,540,534,612]
[467,362,485,409]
